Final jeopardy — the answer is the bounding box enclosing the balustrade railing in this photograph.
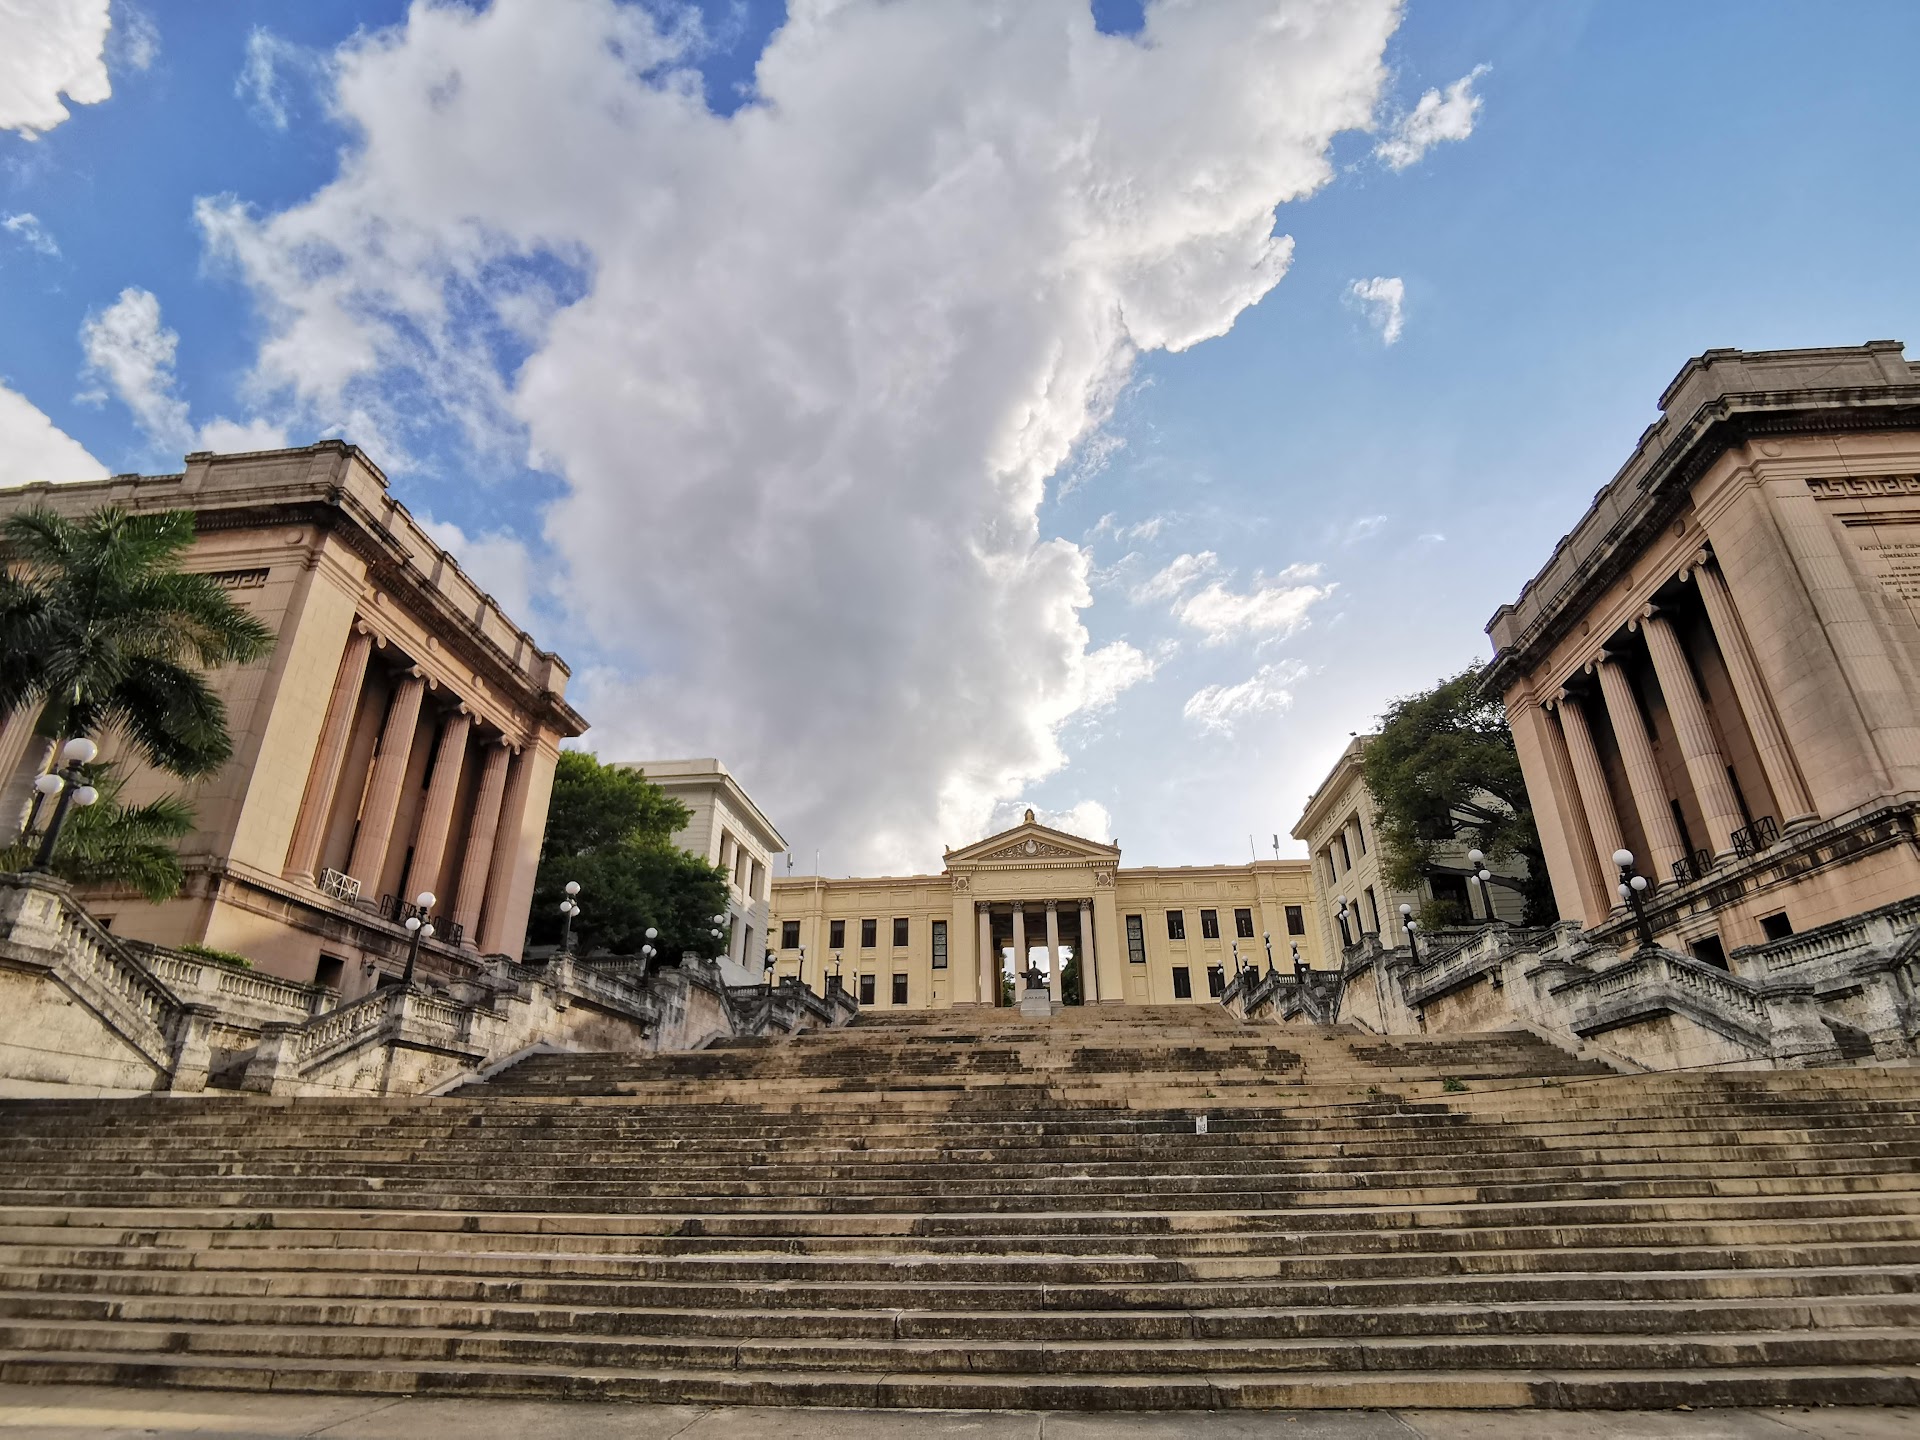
[293,989,394,1062]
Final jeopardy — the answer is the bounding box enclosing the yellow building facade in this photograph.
[768,812,1321,1010]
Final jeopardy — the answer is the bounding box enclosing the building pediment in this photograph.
[945,810,1121,868]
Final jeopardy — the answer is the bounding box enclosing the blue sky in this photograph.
[4,0,1919,875]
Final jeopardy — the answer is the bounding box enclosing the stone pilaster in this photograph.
[1689,558,1817,827]
[976,902,994,1007]
[1011,903,1027,992]
[1552,693,1628,899]
[1594,653,1687,876]
[346,669,428,891]
[1078,898,1099,1004]
[285,625,375,881]
[405,707,472,902]
[453,739,513,946]
[1639,607,1744,857]
[1044,900,1061,1003]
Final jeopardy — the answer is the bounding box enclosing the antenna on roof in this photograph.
[1248,834,1257,863]
[1272,833,1281,860]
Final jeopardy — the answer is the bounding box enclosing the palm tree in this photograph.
[0,506,274,833]
[0,766,194,901]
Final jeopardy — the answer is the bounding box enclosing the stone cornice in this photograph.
[1484,342,1920,694]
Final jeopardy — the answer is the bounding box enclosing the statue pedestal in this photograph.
[1019,989,1057,1018]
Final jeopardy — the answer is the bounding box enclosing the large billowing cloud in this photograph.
[198,0,1401,872]
[0,0,113,138]
[0,380,106,486]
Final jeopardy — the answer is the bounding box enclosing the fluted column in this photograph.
[405,707,472,901]
[1079,899,1099,1004]
[1691,560,1817,826]
[1594,653,1687,875]
[1639,607,1744,857]
[346,669,427,891]
[976,902,994,1007]
[1044,900,1061,1003]
[1553,693,1627,891]
[286,628,376,880]
[1011,903,1027,995]
[452,739,512,945]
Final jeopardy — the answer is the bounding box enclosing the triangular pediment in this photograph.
[945,810,1121,867]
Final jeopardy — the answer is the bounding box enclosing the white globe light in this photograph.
[559,899,572,913]
[711,913,725,925]
[1399,903,1412,917]
[644,927,658,940]
[1467,849,1485,866]
[420,923,435,939]
[71,786,98,808]
[1478,869,1491,883]
[406,916,422,932]
[1613,849,1635,869]
[33,773,63,796]
[1630,875,1649,892]
[1617,883,1632,901]
[61,738,98,766]
[565,881,580,896]
[415,891,435,909]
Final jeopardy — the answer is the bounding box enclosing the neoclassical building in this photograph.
[768,812,1321,1010]
[0,443,586,994]
[615,758,785,986]
[1488,341,1920,962]
[1292,734,1529,966]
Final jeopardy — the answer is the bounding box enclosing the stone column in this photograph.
[0,707,45,839]
[406,707,472,903]
[1594,653,1687,876]
[976,902,994,1007]
[1553,693,1628,894]
[1079,898,1099,1004]
[1011,903,1027,993]
[284,626,376,880]
[449,744,510,948]
[1044,900,1061,1003]
[1639,608,1745,857]
[346,669,427,891]
[1690,560,1817,826]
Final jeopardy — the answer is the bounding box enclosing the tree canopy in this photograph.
[1363,665,1558,926]
[1,506,274,823]
[528,752,731,960]
[0,765,194,901]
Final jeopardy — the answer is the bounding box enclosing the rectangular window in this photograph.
[859,972,876,1004]
[1199,909,1220,940]
[860,918,877,948]
[781,919,800,949]
[893,916,909,947]
[314,954,345,991]
[1356,817,1367,854]
[1207,965,1225,998]
[1234,907,1255,938]
[1126,914,1146,964]
[1285,905,1305,936]
[931,919,948,968]
[1365,887,1381,934]
[1760,912,1794,942]
[1166,910,1186,941]
[1171,966,1192,1000]
[1338,833,1352,871]
[892,973,908,1005]
[829,919,845,948]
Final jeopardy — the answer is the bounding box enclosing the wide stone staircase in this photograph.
[0,1005,1916,1410]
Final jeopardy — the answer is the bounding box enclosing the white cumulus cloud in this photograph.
[0,0,113,138]
[1174,566,1332,646]
[420,517,538,638]
[1346,276,1404,345]
[1374,64,1488,171]
[195,0,1402,872]
[2,212,59,256]
[1182,659,1310,737]
[988,797,1113,846]
[1133,550,1220,603]
[0,380,106,486]
[196,416,290,454]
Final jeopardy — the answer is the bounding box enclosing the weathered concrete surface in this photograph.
[0,1387,1915,1439]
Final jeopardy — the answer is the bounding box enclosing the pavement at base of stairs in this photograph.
[0,1389,1916,1440]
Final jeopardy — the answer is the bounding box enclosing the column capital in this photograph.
[1077,897,1092,911]
[976,900,993,915]
[1011,900,1025,914]
[1044,899,1058,913]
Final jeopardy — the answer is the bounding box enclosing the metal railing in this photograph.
[319,868,360,903]
[1671,848,1714,884]
[1730,814,1779,859]
[377,893,463,946]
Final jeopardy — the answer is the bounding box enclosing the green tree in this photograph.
[0,506,274,832]
[0,766,194,901]
[529,752,730,960]
[1364,665,1558,926]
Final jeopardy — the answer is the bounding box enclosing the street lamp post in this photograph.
[640,926,658,974]
[1335,898,1353,948]
[1613,849,1655,948]
[557,880,581,955]
[708,913,727,965]
[762,950,775,990]
[29,738,100,872]
[1291,942,1305,980]
[1263,931,1276,976]
[1466,849,1498,924]
[401,890,437,988]
[1399,902,1421,965]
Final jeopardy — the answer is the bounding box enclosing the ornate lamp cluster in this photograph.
[29,737,100,871]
